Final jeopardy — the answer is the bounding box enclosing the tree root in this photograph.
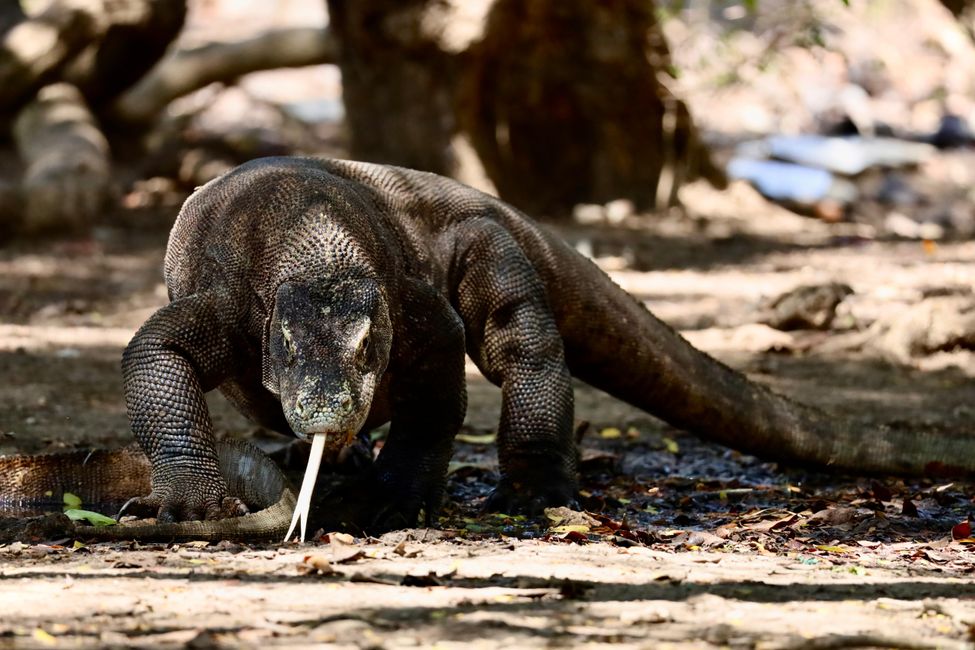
[112,27,338,125]
[13,83,111,234]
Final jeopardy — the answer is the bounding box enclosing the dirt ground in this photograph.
[1,181,974,649]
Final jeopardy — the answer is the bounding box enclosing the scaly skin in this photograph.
[0,439,295,541]
[118,156,975,533]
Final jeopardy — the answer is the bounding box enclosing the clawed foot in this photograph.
[319,467,442,535]
[118,490,249,523]
[366,490,435,534]
[484,476,579,516]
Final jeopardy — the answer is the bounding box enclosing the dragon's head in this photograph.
[264,277,392,452]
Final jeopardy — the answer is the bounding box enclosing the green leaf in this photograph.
[551,524,590,534]
[815,544,848,554]
[64,509,117,527]
[455,432,497,445]
[62,492,82,509]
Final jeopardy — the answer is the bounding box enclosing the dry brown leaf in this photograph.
[331,536,365,564]
[298,554,336,575]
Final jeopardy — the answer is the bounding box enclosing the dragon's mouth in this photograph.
[293,428,355,445]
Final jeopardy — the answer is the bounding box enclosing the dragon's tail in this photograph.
[507,215,974,477]
[0,439,295,540]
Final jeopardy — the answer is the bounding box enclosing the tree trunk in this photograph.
[64,0,187,111]
[0,2,99,114]
[0,0,186,118]
[939,0,975,16]
[0,0,185,235]
[0,2,25,35]
[327,0,723,216]
[13,83,112,234]
[327,0,459,176]
[112,27,337,126]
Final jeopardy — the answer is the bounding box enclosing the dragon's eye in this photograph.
[281,322,296,365]
[358,332,371,362]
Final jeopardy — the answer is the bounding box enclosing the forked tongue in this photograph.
[284,434,327,542]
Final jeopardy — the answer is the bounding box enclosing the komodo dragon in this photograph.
[78,157,975,536]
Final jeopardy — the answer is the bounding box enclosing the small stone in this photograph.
[604,199,635,224]
[572,203,604,225]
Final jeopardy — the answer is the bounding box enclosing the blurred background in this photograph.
[1,0,973,236]
[2,0,975,452]
[3,7,975,642]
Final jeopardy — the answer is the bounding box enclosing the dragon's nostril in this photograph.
[294,397,305,416]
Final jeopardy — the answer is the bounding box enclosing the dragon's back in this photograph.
[163,157,397,302]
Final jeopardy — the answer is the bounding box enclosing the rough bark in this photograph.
[13,83,112,234]
[939,0,975,39]
[939,0,975,16]
[64,0,187,110]
[112,27,338,125]
[0,2,26,35]
[327,0,723,216]
[0,0,101,113]
[0,0,185,115]
[327,0,460,176]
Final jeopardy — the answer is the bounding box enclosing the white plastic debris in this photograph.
[762,135,934,176]
[726,158,857,205]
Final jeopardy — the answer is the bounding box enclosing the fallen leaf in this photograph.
[687,531,727,548]
[447,461,493,475]
[401,573,442,587]
[599,427,622,439]
[815,545,849,554]
[62,492,82,509]
[806,507,867,527]
[871,481,893,502]
[112,561,144,569]
[559,579,593,599]
[330,536,365,564]
[662,437,680,454]
[559,530,589,544]
[63,509,116,527]
[544,507,599,528]
[32,629,57,647]
[455,432,497,445]
[744,512,800,533]
[714,523,738,538]
[952,521,972,540]
[298,554,336,575]
[349,572,397,585]
[392,540,421,558]
[551,525,590,534]
[902,499,919,517]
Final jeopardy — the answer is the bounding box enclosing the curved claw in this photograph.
[367,497,423,534]
[117,494,160,521]
[484,479,578,516]
[116,492,248,523]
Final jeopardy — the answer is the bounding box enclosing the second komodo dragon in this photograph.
[121,157,974,533]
